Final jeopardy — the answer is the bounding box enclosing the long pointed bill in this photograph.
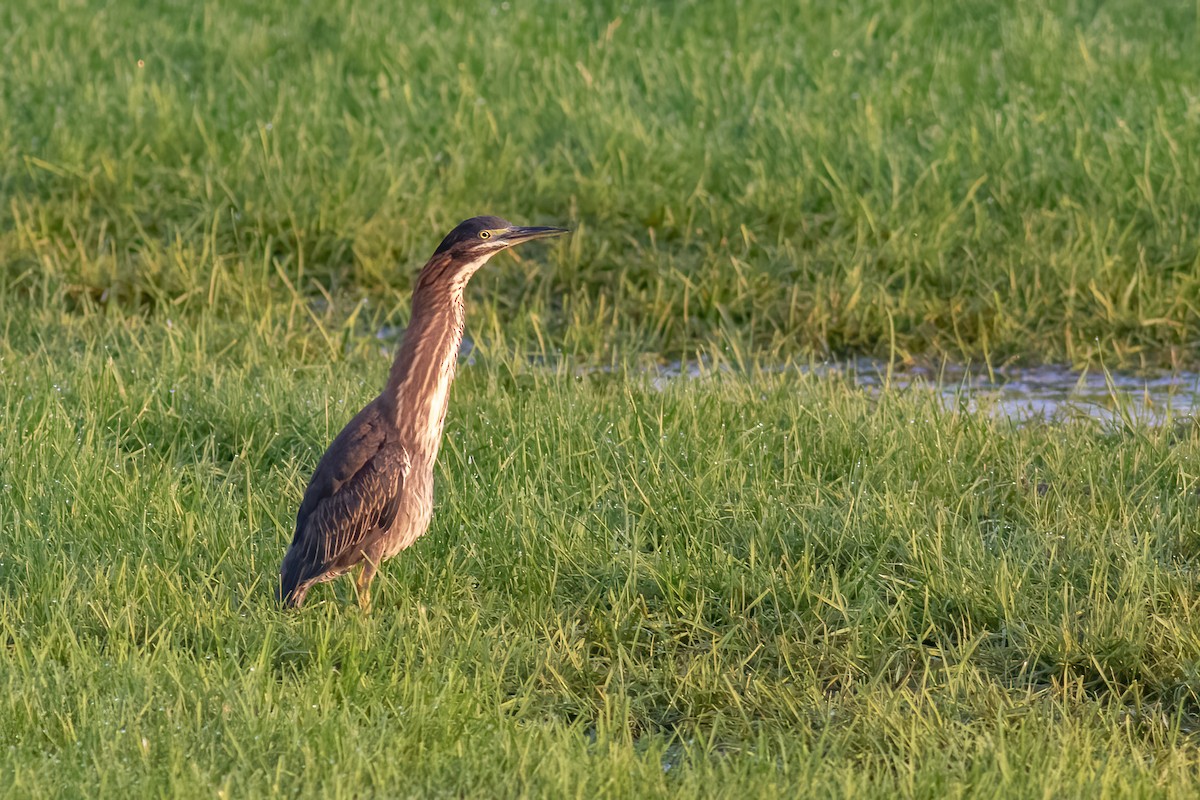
[497,226,570,246]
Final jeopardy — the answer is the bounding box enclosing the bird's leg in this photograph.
[354,560,378,613]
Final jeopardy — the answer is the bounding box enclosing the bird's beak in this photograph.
[498,226,570,246]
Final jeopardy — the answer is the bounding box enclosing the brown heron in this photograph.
[279,216,569,610]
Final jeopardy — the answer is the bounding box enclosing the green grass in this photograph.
[5,0,1200,796]
[2,0,1199,364]
[3,298,1200,797]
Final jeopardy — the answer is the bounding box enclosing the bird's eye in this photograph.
[479,230,491,239]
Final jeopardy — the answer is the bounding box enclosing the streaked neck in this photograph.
[384,282,466,459]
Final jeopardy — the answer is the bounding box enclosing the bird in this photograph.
[279,216,569,610]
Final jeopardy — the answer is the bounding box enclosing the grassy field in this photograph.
[3,0,1200,797]
[3,300,1200,797]
[2,0,1199,364]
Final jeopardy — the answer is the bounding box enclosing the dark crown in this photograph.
[433,216,512,255]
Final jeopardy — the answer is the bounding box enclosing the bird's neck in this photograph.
[384,282,467,460]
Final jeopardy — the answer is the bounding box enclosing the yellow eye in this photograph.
[479,230,491,239]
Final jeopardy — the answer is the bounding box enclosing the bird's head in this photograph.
[426,215,568,283]
[415,216,568,294]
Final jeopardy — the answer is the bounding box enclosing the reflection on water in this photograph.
[648,359,1200,424]
[844,361,1200,423]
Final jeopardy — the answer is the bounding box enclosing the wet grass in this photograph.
[2,296,1200,796]
[2,0,1199,365]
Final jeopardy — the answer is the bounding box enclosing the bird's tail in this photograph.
[277,566,308,609]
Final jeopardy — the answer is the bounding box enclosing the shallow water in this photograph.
[383,329,1200,424]
[653,358,1200,424]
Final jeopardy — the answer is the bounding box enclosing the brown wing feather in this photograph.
[295,447,406,566]
[279,401,408,602]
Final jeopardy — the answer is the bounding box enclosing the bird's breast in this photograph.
[381,464,436,557]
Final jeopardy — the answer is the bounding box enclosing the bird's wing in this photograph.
[282,405,409,588]
[294,445,408,569]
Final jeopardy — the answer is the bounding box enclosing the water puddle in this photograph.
[852,361,1200,423]
[650,358,1200,424]
[379,329,1200,424]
